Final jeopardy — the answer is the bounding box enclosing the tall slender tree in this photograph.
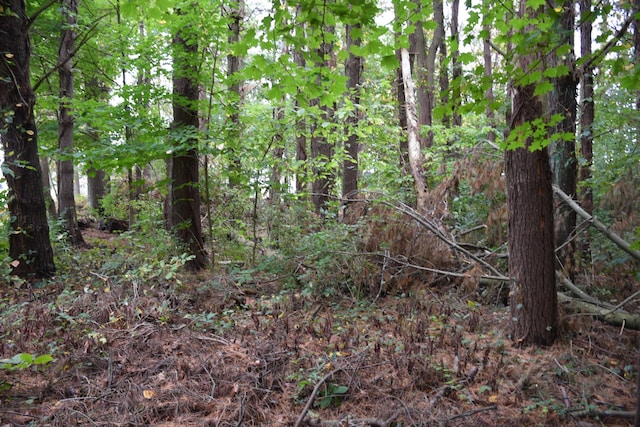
[58,0,86,246]
[0,0,56,277]
[226,0,244,187]
[170,6,207,270]
[342,21,362,199]
[549,0,578,278]
[506,0,558,346]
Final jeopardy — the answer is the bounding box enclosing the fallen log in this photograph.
[558,292,640,330]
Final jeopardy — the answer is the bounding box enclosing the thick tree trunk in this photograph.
[0,0,56,278]
[506,1,557,346]
[57,0,85,247]
[171,19,207,270]
[342,22,362,199]
[549,0,577,278]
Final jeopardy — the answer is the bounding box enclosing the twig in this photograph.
[293,368,344,427]
[382,200,509,280]
[447,405,498,421]
[568,408,636,419]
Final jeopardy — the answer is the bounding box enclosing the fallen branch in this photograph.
[552,186,640,262]
[294,368,344,427]
[447,405,497,421]
[559,275,624,312]
[382,200,509,280]
[567,408,636,420]
[558,292,640,330]
[304,412,400,427]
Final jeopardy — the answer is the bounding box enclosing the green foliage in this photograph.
[0,353,54,390]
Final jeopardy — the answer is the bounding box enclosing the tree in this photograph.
[309,16,336,214]
[548,0,577,277]
[170,6,207,270]
[400,48,429,214]
[57,0,86,247]
[342,21,362,200]
[505,1,558,346]
[0,0,56,277]
[225,0,244,187]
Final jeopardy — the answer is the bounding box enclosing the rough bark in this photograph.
[400,48,429,214]
[549,0,577,278]
[171,17,207,270]
[342,22,362,199]
[57,0,85,247]
[0,0,56,277]
[506,1,557,346]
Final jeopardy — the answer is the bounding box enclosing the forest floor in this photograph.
[1,228,639,426]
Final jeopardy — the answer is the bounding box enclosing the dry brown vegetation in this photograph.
[1,220,639,427]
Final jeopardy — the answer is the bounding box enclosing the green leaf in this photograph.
[533,81,554,97]
[380,54,398,70]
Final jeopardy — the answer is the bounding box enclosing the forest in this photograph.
[0,0,639,425]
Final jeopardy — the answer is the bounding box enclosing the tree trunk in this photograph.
[171,15,207,270]
[310,23,336,215]
[578,0,594,262]
[549,0,578,279]
[393,1,413,175]
[269,104,285,202]
[84,77,109,216]
[482,0,496,142]
[449,0,462,127]
[57,0,85,247]
[226,0,244,187]
[506,0,557,346]
[400,48,429,214]
[0,0,56,278]
[87,163,107,215]
[342,22,362,199]
[40,156,58,220]
[293,6,308,195]
[414,0,445,150]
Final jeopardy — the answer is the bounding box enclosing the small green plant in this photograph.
[315,382,349,409]
[0,353,54,390]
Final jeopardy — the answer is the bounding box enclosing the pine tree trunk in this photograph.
[342,22,362,199]
[549,0,577,278]
[0,0,56,278]
[506,1,557,346]
[58,0,85,247]
[171,16,207,270]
